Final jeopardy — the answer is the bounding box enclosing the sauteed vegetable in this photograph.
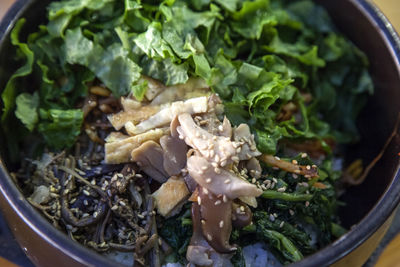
[1,0,373,266]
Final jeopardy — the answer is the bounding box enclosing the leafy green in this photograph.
[1,19,34,123]
[15,92,39,131]
[37,109,83,150]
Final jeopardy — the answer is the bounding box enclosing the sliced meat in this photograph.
[141,76,165,101]
[187,156,262,200]
[105,128,165,164]
[151,77,209,105]
[160,135,188,176]
[152,176,190,217]
[108,105,160,131]
[127,97,208,135]
[131,141,169,183]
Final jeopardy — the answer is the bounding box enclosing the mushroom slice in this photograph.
[151,77,209,105]
[152,176,190,217]
[160,135,188,176]
[232,201,253,228]
[246,158,262,179]
[177,113,237,166]
[107,105,160,131]
[220,116,232,138]
[187,202,214,266]
[131,141,169,183]
[105,129,165,164]
[260,154,319,178]
[121,97,141,111]
[187,156,262,199]
[128,97,208,135]
[198,187,236,253]
[233,124,261,160]
[105,132,129,143]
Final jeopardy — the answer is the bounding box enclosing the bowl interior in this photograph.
[0,0,400,266]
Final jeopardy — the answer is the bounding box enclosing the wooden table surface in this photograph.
[0,0,399,267]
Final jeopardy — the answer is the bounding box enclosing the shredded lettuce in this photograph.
[1,0,372,152]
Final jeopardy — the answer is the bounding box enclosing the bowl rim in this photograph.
[0,0,399,267]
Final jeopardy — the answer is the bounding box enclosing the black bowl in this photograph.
[0,0,400,266]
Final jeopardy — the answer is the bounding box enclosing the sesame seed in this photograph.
[83,190,90,196]
[203,188,209,194]
[221,160,227,167]
[232,143,239,148]
[273,213,278,218]
[201,166,208,171]
[270,182,275,189]
[209,150,215,158]
[246,153,252,159]
[294,169,301,174]
[202,134,207,140]
[250,145,257,151]
[93,211,98,218]
[280,221,285,228]
[111,205,118,210]
[201,220,206,225]
[211,162,218,168]
[209,144,215,149]
[179,135,184,140]
[91,179,96,185]
[277,187,286,192]
[83,200,88,206]
[197,196,201,205]
[135,174,143,178]
[214,168,221,174]
[289,209,295,216]
[312,164,317,168]
[224,179,231,184]
[252,178,256,183]
[231,156,239,162]
[302,182,309,187]
[223,195,228,203]
[306,165,311,170]
[218,125,224,132]
[219,221,224,228]
[236,147,242,153]
[292,159,298,165]
[215,200,221,206]
[207,234,213,241]
[304,174,311,179]
[215,155,220,162]
[119,201,126,206]
[240,206,245,212]
[263,180,271,185]
[269,214,275,221]
[198,170,204,175]
[213,136,217,140]
[305,201,310,207]
[206,178,212,183]
[117,173,123,178]
[272,178,278,183]
[301,153,308,158]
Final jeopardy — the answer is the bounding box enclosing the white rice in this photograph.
[243,242,282,267]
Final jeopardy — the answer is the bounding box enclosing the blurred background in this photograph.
[0,0,399,267]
